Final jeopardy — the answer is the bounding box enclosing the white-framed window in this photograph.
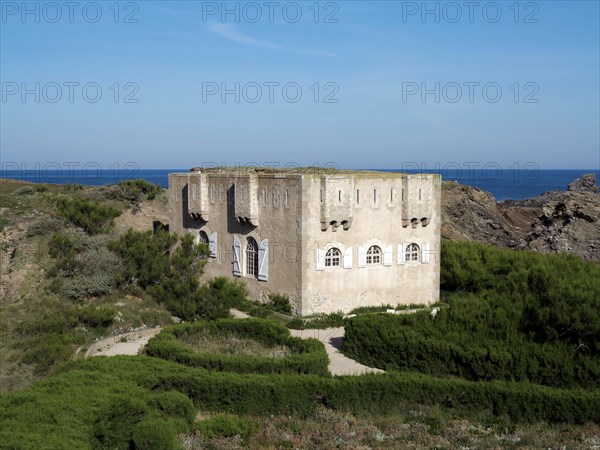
[406,243,420,262]
[366,245,382,265]
[198,230,209,244]
[245,237,259,277]
[284,189,290,207]
[325,247,341,267]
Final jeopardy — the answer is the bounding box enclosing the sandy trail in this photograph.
[84,310,384,376]
[84,327,161,358]
[289,327,383,376]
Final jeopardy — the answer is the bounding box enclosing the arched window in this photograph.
[325,247,341,267]
[198,230,209,244]
[245,237,259,277]
[406,243,420,262]
[366,245,382,265]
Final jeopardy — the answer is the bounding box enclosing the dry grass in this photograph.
[178,329,292,358]
[181,406,600,450]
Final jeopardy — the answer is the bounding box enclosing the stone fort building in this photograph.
[168,167,441,316]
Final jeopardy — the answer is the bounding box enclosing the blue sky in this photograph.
[1,0,599,170]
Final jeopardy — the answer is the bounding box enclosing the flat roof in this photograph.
[169,167,441,179]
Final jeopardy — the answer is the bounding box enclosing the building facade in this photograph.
[168,167,441,316]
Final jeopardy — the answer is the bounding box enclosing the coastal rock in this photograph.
[442,176,600,264]
[567,173,598,193]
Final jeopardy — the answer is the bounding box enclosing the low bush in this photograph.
[26,216,63,237]
[55,196,122,234]
[111,179,162,204]
[148,360,600,423]
[48,231,123,300]
[287,312,345,330]
[349,304,426,315]
[2,355,599,450]
[196,414,258,439]
[268,294,292,315]
[342,242,600,389]
[15,305,115,373]
[110,230,233,321]
[343,313,600,388]
[13,185,46,196]
[145,319,329,376]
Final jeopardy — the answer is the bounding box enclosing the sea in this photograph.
[1,168,598,202]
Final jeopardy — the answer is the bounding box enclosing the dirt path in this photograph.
[84,327,161,358]
[84,311,384,376]
[289,327,383,376]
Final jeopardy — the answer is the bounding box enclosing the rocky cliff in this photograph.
[442,174,600,264]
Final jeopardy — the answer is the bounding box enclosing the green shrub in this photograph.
[132,415,180,450]
[150,361,600,423]
[196,414,258,439]
[145,319,330,376]
[63,183,84,192]
[111,230,228,320]
[26,216,62,237]
[269,294,292,314]
[13,186,37,196]
[92,391,191,450]
[287,312,345,330]
[343,242,600,389]
[349,305,393,315]
[78,306,115,328]
[21,332,79,374]
[55,196,122,234]
[2,355,598,450]
[49,232,123,300]
[111,179,162,204]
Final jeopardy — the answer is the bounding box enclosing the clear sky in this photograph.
[1,0,599,170]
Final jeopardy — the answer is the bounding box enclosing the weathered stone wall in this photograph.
[169,171,303,310]
[299,172,441,315]
[169,169,441,316]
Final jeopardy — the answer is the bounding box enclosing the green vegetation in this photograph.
[55,196,122,234]
[13,184,48,196]
[286,312,345,330]
[3,179,600,448]
[0,179,173,390]
[195,414,258,440]
[113,179,162,204]
[145,319,329,376]
[2,355,599,449]
[344,241,600,389]
[47,230,123,301]
[110,230,238,321]
[349,304,426,315]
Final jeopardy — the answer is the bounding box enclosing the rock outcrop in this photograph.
[568,173,599,193]
[442,174,600,264]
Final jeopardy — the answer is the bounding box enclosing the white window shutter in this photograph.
[357,247,367,268]
[422,241,430,264]
[258,239,268,281]
[232,235,241,276]
[384,245,392,266]
[343,247,353,269]
[315,248,325,271]
[397,244,406,264]
[208,232,218,258]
